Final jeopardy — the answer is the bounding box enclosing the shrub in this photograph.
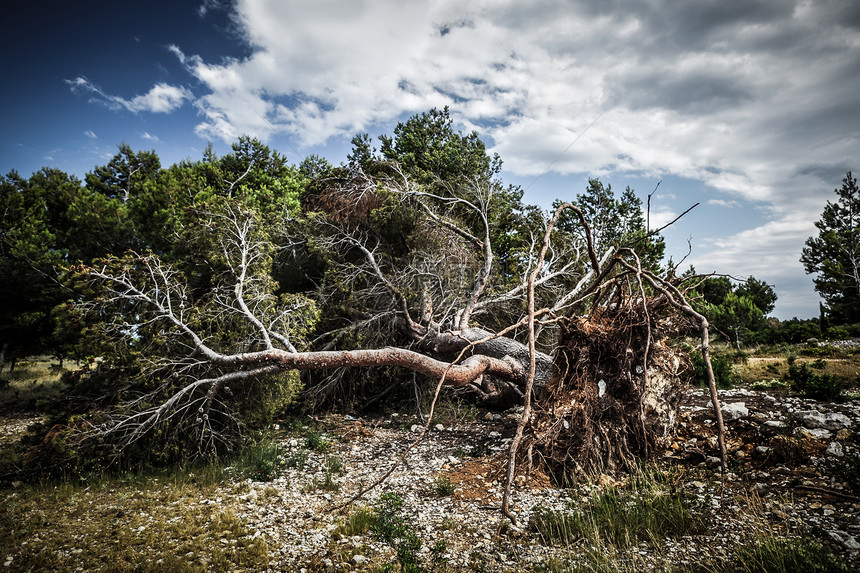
[372,493,423,572]
[691,353,734,389]
[305,429,330,453]
[431,474,455,497]
[785,363,844,401]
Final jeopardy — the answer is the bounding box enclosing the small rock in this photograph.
[754,446,770,455]
[351,555,367,565]
[735,450,746,460]
[826,442,844,457]
[722,402,749,421]
[837,429,853,441]
[795,427,832,440]
[410,424,422,433]
[706,456,722,467]
[763,420,784,428]
[751,483,769,494]
[803,412,851,431]
[434,423,445,431]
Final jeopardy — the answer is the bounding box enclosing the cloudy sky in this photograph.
[3,0,860,319]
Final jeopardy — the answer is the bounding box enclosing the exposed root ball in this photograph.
[526,300,689,480]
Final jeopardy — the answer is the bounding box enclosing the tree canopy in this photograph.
[802,171,860,324]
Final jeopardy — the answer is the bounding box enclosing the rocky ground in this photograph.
[2,387,859,571]
[221,387,860,571]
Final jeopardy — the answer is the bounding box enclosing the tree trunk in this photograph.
[416,327,553,385]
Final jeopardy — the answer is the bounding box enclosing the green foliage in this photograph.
[689,275,776,348]
[553,179,665,270]
[379,106,501,186]
[372,492,423,572]
[305,429,330,453]
[802,171,860,324]
[784,362,844,401]
[707,291,766,349]
[431,474,456,497]
[234,433,284,481]
[735,277,778,316]
[690,352,734,389]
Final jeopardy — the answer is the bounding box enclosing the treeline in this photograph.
[2,107,847,379]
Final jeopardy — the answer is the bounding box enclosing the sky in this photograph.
[3,0,859,320]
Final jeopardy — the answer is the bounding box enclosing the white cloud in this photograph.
[67,76,191,114]
[707,199,741,208]
[160,0,859,316]
[84,130,97,139]
[141,132,160,142]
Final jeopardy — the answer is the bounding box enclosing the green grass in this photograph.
[233,433,284,481]
[336,505,377,537]
[431,473,455,497]
[698,535,852,573]
[732,350,859,395]
[532,468,706,550]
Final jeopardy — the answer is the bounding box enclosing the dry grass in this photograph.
[0,356,70,410]
[0,470,273,571]
[731,353,860,390]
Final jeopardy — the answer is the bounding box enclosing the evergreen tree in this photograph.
[801,171,860,324]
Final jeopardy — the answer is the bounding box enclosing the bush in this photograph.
[372,493,423,572]
[234,434,284,481]
[691,353,734,389]
[785,363,844,401]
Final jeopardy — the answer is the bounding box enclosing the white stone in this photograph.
[763,420,784,428]
[795,427,832,440]
[826,442,844,457]
[351,555,367,565]
[435,423,445,431]
[803,412,851,430]
[722,402,749,421]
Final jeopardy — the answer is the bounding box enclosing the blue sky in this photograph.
[3,0,860,320]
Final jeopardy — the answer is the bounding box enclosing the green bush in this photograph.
[691,353,734,389]
[234,434,284,481]
[372,493,423,572]
[785,363,844,401]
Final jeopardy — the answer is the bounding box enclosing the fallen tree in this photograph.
[37,166,725,525]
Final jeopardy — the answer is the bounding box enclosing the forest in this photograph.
[1,108,859,571]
